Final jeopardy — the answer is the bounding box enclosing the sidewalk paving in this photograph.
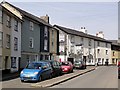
[31,66,96,88]
[2,71,20,81]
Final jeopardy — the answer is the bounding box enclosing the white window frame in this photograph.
[14,37,18,51]
[29,37,34,48]
[44,39,48,50]
[0,32,3,47]
[0,10,2,23]
[14,19,18,31]
[30,21,34,31]
[44,26,48,37]
[6,15,11,27]
[6,34,10,49]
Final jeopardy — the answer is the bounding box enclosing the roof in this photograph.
[108,40,120,46]
[54,25,112,43]
[1,1,52,27]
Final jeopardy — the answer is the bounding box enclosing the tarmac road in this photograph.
[51,66,118,88]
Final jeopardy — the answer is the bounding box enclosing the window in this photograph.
[0,32,3,47]
[30,21,34,31]
[97,49,100,54]
[81,37,84,45]
[29,37,34,48]
[6,15,11,27]
[14,19,18,31]
[0,10,2,23]
[88,39,91,46]
[14,37,18,51]
[89,48,91,54]
[44,39,48,50]
[106,50,108,55]
[71,35,75,43]
[106,43,108,48]
[11,57,16,68]
[6,34,10,48]
[97,41,100,46]
[44,26,48,37]
[113,52,115,56]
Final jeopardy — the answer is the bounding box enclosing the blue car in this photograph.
[20,61,53,82]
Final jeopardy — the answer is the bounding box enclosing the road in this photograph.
[51,66,118,88]
[2,66,118,88]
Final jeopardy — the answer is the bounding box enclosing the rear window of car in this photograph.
[61,62,69,65]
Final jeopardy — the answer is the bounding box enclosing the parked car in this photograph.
[118,61,120,67]
[44,60,63,77]
[61,61,73,73]
[74,60,86,69]
[20,61,53,82]
[118,66,120,79]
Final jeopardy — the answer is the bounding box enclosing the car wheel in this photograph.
[21,80,24,82]
[39,75,42,82]
[71,69,73,73]
[49,73,53,79]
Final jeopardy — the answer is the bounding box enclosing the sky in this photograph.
[3,0,118,40]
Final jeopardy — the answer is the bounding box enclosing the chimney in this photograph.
[118,38,120,43]
[96,31,104,38]
[40,14,49,23]
[80,27,87,34]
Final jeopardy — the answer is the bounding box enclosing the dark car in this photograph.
[61,61,73,73]
[44,60,62,77]
[118,66,120,79]
[20,61,53,82]
[74,60,86,69]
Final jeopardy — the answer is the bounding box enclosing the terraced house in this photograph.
[109,40,120,65]
[54,25,112,65]
[0,4,22,72]
[1,2,59,70]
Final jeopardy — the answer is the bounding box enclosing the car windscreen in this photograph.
[26,63,42,69]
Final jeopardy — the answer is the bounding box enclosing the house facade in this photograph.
[2,2,52,69]
[54,25,112,65]
[40,15,59,61]
[0,3,22,72]
[109,40,120,65]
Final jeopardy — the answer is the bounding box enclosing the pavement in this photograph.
[2,71,20,81]
[31,66,96,88]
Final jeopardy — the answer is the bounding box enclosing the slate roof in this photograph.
[109,40,120,46]
[54,25,112,43]
[1,1,52,27]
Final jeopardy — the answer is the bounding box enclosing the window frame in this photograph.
[30,21,34,31]
[6,15,11,27]
[14,37,18,51]
[29,37,34,48]
[6,34,10,49]
[14,19,18,31]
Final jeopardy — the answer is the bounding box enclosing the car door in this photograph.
[41,63,48,79]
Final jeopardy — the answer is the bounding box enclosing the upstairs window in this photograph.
[106,50,108,55]
[44,26,48,37]
[113,51,115,56]
[88,39,91,46]
[106,43,108,48]
[0,32,3,47]
[97,41,100,46]
[97,49,100,54]
[30,21,34,31]
[0,10,2,23]
[6,34,10,48]
[6,15,11,27]
[44,39,48,51]
[14,19,18,31]
[14,37,18,51]
[29,37,34,48]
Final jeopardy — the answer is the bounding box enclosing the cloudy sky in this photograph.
[3,0,119,40]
